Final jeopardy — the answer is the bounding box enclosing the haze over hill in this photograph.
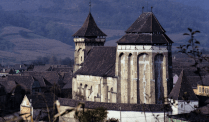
[0,0,208,64]
[0,26,74,65]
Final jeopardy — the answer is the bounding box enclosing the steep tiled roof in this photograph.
[187,76,201,88]
[169,70,198,101]
[117,12,173,44]
[173,68,206,88]
[126,12,165,33]
[8,75,34,91]
[117,33,172,44]
[26,93,57,109]
[32,76,46,87]
[74,47,116,77]
[33,65,52,72]
[197,75,209,86]
[23,71,59,84]
[62,73,72,84]
[52,67,73,74]
[0,80,16,93]
[58,98,171,112]
[73,13,106,37]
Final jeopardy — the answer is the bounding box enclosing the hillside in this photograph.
[0,0,208,64]
[0,26,74,65]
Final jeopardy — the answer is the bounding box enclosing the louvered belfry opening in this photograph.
[73,12,107,46]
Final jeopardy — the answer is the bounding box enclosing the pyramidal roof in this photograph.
[126,12,165,33]
[117,12,173,44]
[168,70,198,101]
[73,13,106,37]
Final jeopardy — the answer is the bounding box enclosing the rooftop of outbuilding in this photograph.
[169,70,199,101]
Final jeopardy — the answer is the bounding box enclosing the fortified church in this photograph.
[72,10,174,104]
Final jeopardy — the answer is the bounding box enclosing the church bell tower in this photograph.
[115,12,173,104]
[72,12,107,72]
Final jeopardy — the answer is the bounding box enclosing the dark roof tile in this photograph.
[73,13,106,37]
[33,65,52,72]
[58,98,171,112]
[117,33,173,44]
[8,75,34,91]
[74,47,116,77]
[169,70,198,100]
[197,75,209,86]
[126,12,165,33]
[0,80,16,93]
[23,71,59,85]
[26,93,57,109]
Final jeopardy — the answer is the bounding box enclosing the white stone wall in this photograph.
[72,75,117,103]
[107,110,169,122]
[117,45,169,53]
[58,105,169,122]
[116,45,169,104]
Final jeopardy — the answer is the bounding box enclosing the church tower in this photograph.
[72,12,107,72]
[115,12,173,104]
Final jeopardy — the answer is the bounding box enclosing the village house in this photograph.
[168,70,199,115]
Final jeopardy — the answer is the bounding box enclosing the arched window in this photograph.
[81,56,82,61]
[154,54,164,104]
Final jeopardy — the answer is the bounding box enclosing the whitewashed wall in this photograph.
[107,110,168,122]
[178,101,198,114]
[58,105,170,122]
[169,99,198,115]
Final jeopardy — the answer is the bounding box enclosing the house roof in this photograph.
[62,72,72,84]
[126,12,165,33]
[8,75,34,91]
[73,13,106,37]
[32,76,46,87]
[117,33,172,44]
[197,75,209,86]
[26,93,57,109]
[74,47,116,77]
[33,65,52,72]
[169,70,198,101]
[58,98,171,112]
[187,76,201,88]
[23,71,60,85]
[173,68,206,88]
[0,80,16,93]
[52,67,73,74]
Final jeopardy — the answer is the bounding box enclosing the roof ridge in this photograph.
[152,13,165,33]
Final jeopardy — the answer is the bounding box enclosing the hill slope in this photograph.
[0,26,74,65]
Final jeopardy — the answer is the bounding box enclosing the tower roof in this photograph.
[73,13,107,37]
[168,70,198,101]
[117,12,173,44]
[126,12,165,33]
